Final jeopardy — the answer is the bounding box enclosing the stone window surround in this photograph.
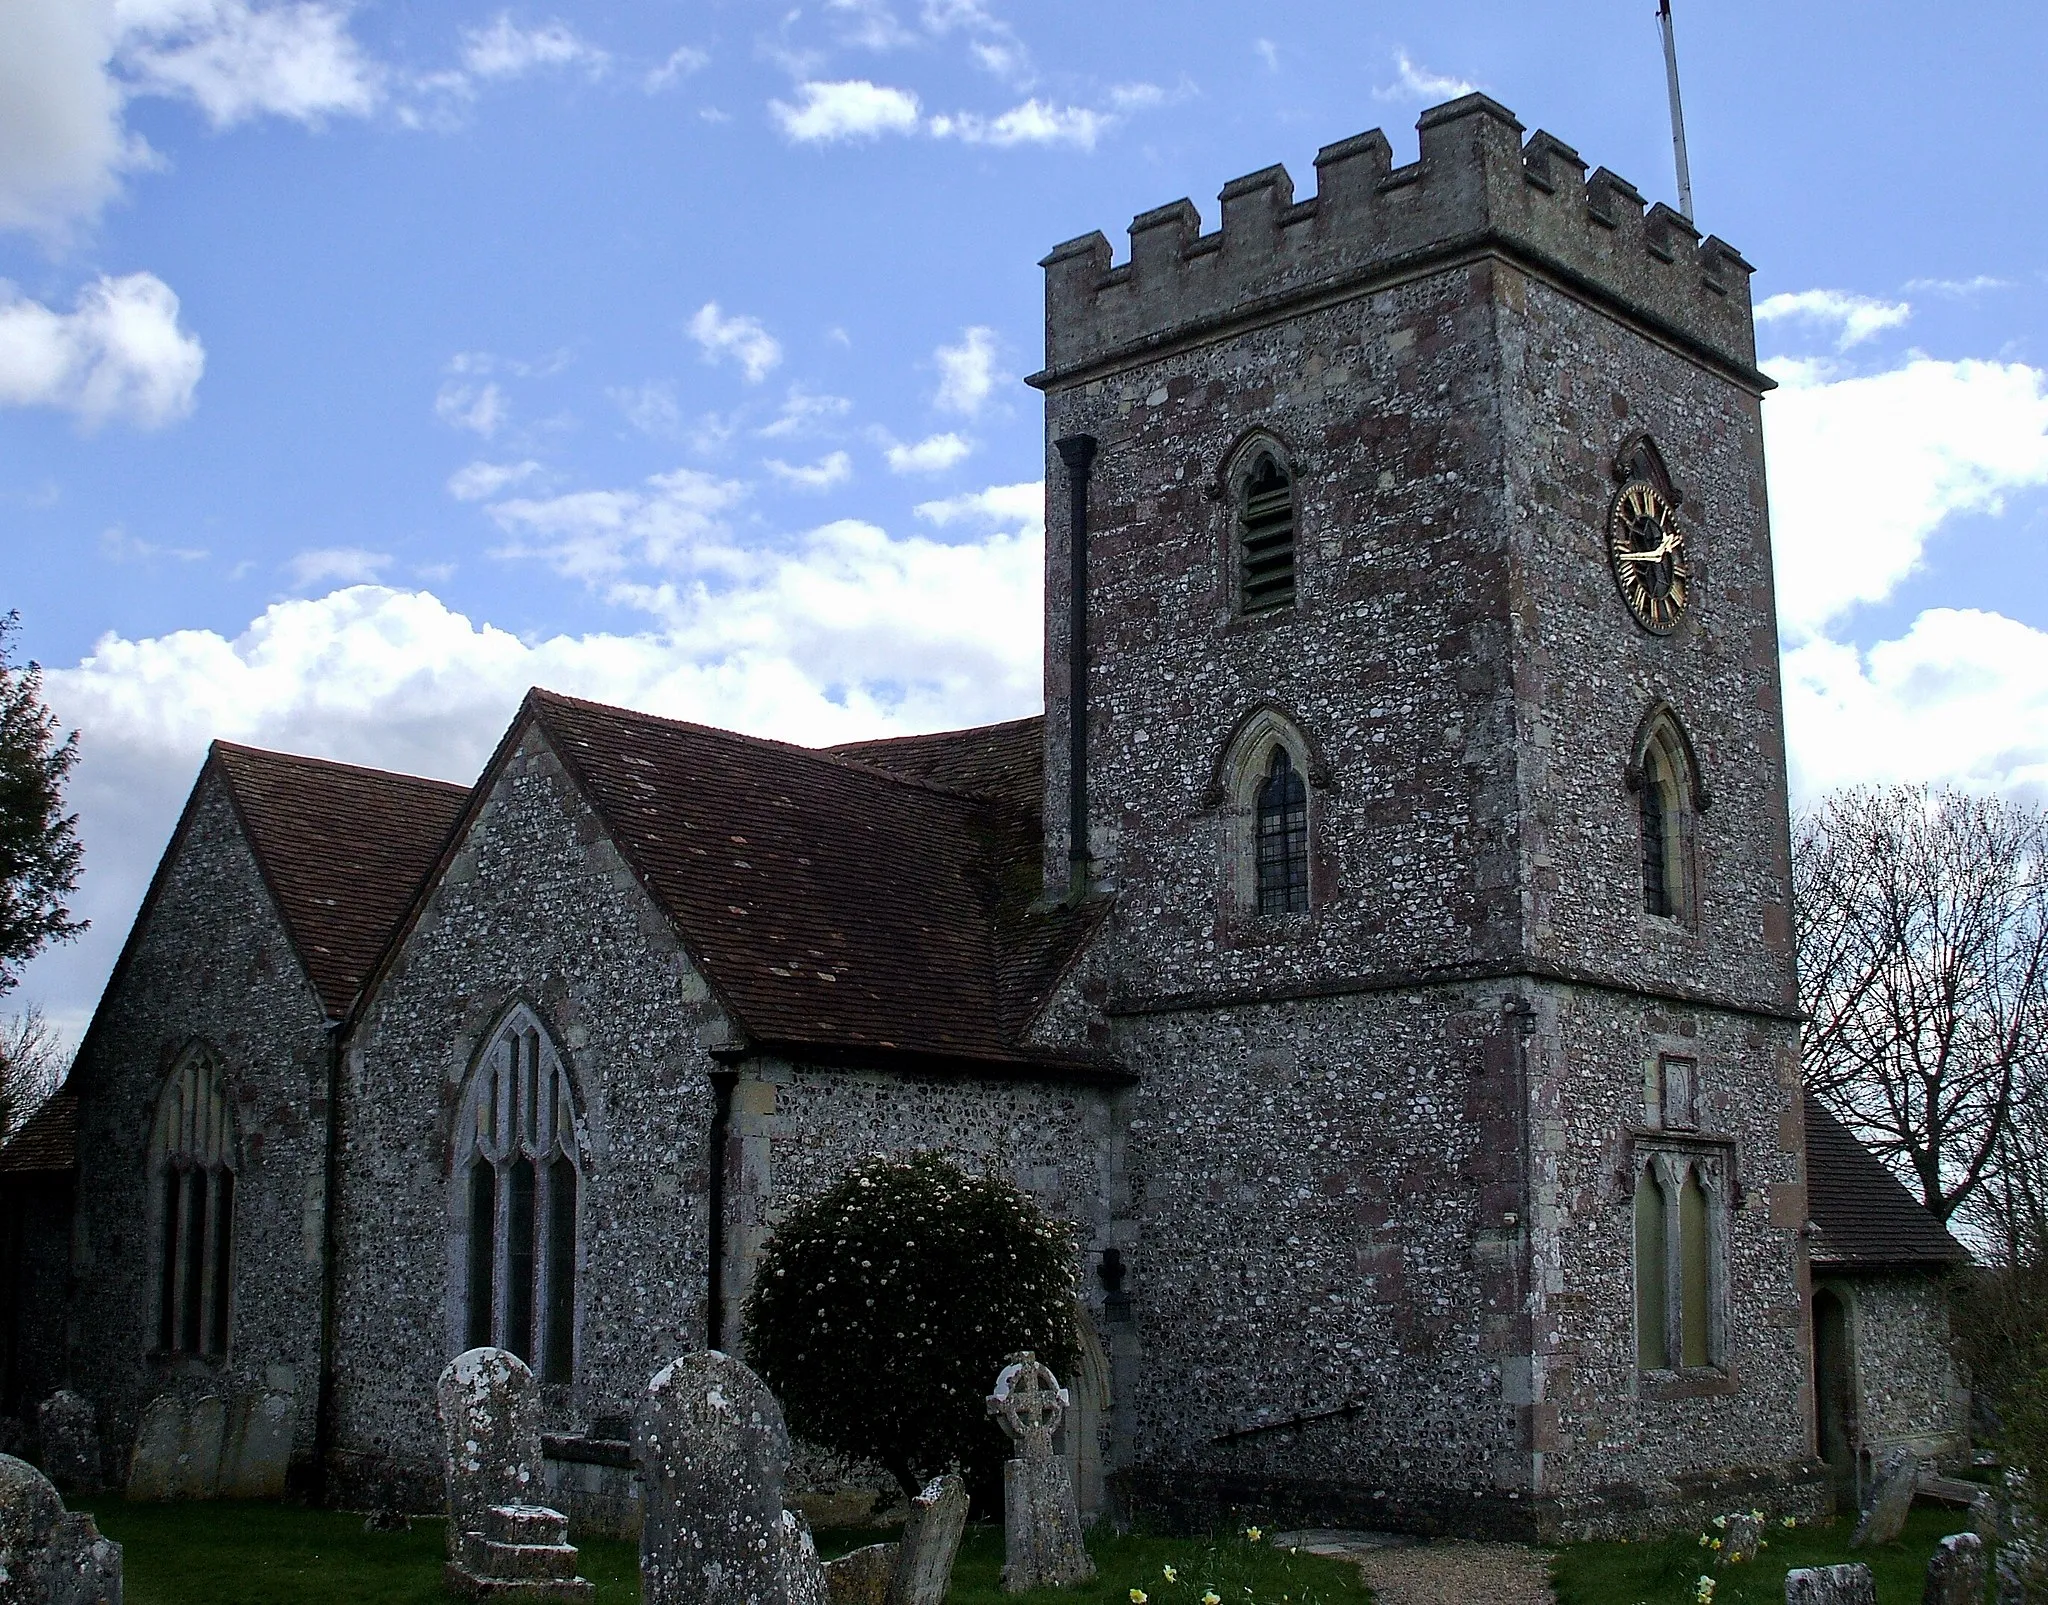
[146,1040,238,1363]
[449,1001,588,1386]
[1210,702,1332,933]
[1628,1128,1737,1397]
[1626,701,1710,932]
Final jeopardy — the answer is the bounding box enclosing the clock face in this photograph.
[1607,478,1690,634]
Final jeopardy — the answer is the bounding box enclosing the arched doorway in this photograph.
[1812,1286,1855,1497]
[1060,1304,1111,1523]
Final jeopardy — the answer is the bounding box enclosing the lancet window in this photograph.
[1255,747,1310,916]
[150,1046,237,1357]
[1235,447,1297,614]
[1634,1148,1725,1373]
[1633,708,1700,922]
[456,1008,582,1383]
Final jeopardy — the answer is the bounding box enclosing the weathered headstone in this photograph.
[436,1348,591,1598]
[1997,1470,2048,1605]
[172,1395,226,1500]
[437,1348,545,1562]
[1850,1449,1917,1549]
[1966,1489,2000,1543]
[1717,1511,1762,1567]
[35,1393,101,1496]
[0,1451,124,1605]
[986,1353,1093,1593]
[886,1474,969,1605]
[123,1396,185,1502]
[220,1391,296,1499]
[1921,1531,1986,1605]
[824,1542,898,1605]
[634,1349,827,1605]
[1785,1563,1875,1605]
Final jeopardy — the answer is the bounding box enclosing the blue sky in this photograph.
[5,0,2048,1036]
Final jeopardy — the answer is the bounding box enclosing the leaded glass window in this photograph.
[1255,746,1309,916]
[151,1047,236,1357]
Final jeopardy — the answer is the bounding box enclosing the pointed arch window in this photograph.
[1632,709,1702,923]
[150,1047,237,1357]
[455,1009,582,1383]
[1633,1148,1726,1373]
[1255,747,1309,915]
[1236,448,1296,614]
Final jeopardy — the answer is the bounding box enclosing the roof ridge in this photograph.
[212,740,470,794]
[526,687,1026,811]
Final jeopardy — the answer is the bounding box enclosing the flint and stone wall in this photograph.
[61,772,333,1475]
[333,725,725,1508]
[1817,1270,1968,1470]
[1030,95,1809,1536]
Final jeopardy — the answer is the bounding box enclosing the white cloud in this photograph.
[114,0,381,127]
[827,0,915,52]
[0,0,142,238]
[1254,38,1280,72]
[933,325,998,415]
[1903,275,2013,298]
[770,79,920,143]
[447,459,541,501]
[688,302,782,383]
[486,466,747,581]
[929,98,1104,149]
[435,378,506,437]
[915,479,1040,533]
[100,526,206,563]
[644,43,708,91]
[610,380,684,439]
[884,432,971,474]
[1763,356,2048,642]
[0,272,205,429]
[1375,49,1477,103]
[766,451,853,491]
[459,14,608,80]
[287,545,389,587]
[1755,288,1912,351]
[757,386,851,439]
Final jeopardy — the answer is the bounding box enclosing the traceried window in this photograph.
[1236,449,1296,614]
[1633,709,1699,922]
[456,1008,582,1383]
[1255,746,1309,916]
[1634,1148,1725,1373]
[150,1046,237,1357]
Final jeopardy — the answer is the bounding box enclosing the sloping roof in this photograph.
[1804,1092,1970,1268]
[830,717,1045,814]
[527,692,1108,1071]
[212,744,471,1018]
[0,1093,77,1176]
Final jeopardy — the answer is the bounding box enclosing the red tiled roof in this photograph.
[213,744,471,1018]
[830,717,1045,814]
[0,1092,76,1175]
[1805,1092,1969,1268]
[528,692,1108,1071]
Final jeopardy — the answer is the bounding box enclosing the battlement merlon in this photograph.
[1028,93,1762,391]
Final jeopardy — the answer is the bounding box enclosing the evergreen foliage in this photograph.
[0,612,85,997]
[741,1152,1079,1496]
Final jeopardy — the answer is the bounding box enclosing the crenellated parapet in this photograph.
[1032,93,1758,387]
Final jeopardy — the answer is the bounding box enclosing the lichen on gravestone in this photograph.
[886,1474,969,1605]
[1849,1449,1917,1549]
[0,1451,124,1605]
[1922,1531,1987,1605]
[123,1396,185,1502]
[986,1353,1092,1593]
[1783,1562,1875,1605]
[35,1392,102,1496]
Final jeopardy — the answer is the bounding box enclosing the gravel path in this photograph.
[1275,1531,1557,1605]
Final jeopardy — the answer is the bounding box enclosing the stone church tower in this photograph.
[1029,93,1812,1532]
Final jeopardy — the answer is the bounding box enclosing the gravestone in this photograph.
[35,1393,101,1496]
[220,1391,296,1499]
[634,1349,827,1605]
[1997,1470,2047,1605]
[1965,1490,1999,1543]
[437,1347,591,1599]
[824,1542,898,1605]
[886,1474,969,1605]
[1785,1563,1875,1605]
[1717,1511,1762,1567]
[1850,1449,1917,1549]
[173,1396,226,1500]
[123,1397,185,1502]
[1921,1531,1985,1605]
[0,1451,124,1605]
[986,1353,1093,1592]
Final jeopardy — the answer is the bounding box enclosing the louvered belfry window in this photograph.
[1255,746,1310,915]
[152,1048,236,1357]
[1238,451,1296,613]
[458,1010,581,1383]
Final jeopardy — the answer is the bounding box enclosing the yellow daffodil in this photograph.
[1130,1590,1147,1603]
[1245,1527,1263,1543]
[1163,1568,1177,1583]
[1203,1592,1221,1603]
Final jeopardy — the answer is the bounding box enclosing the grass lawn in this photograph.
[74,1502,1372,1605]
[1551,1504,1982,1605]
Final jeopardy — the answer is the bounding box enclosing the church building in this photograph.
[1,94,1969,1538]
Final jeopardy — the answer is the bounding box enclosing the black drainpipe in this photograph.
[706,1071,736,1350]
[1055,433,1099,902]
[311,1015,346,1502]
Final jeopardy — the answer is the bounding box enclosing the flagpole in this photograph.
[1656,0,1695,221]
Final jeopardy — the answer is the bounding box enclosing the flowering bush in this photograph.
[742,1152,1078,1497]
